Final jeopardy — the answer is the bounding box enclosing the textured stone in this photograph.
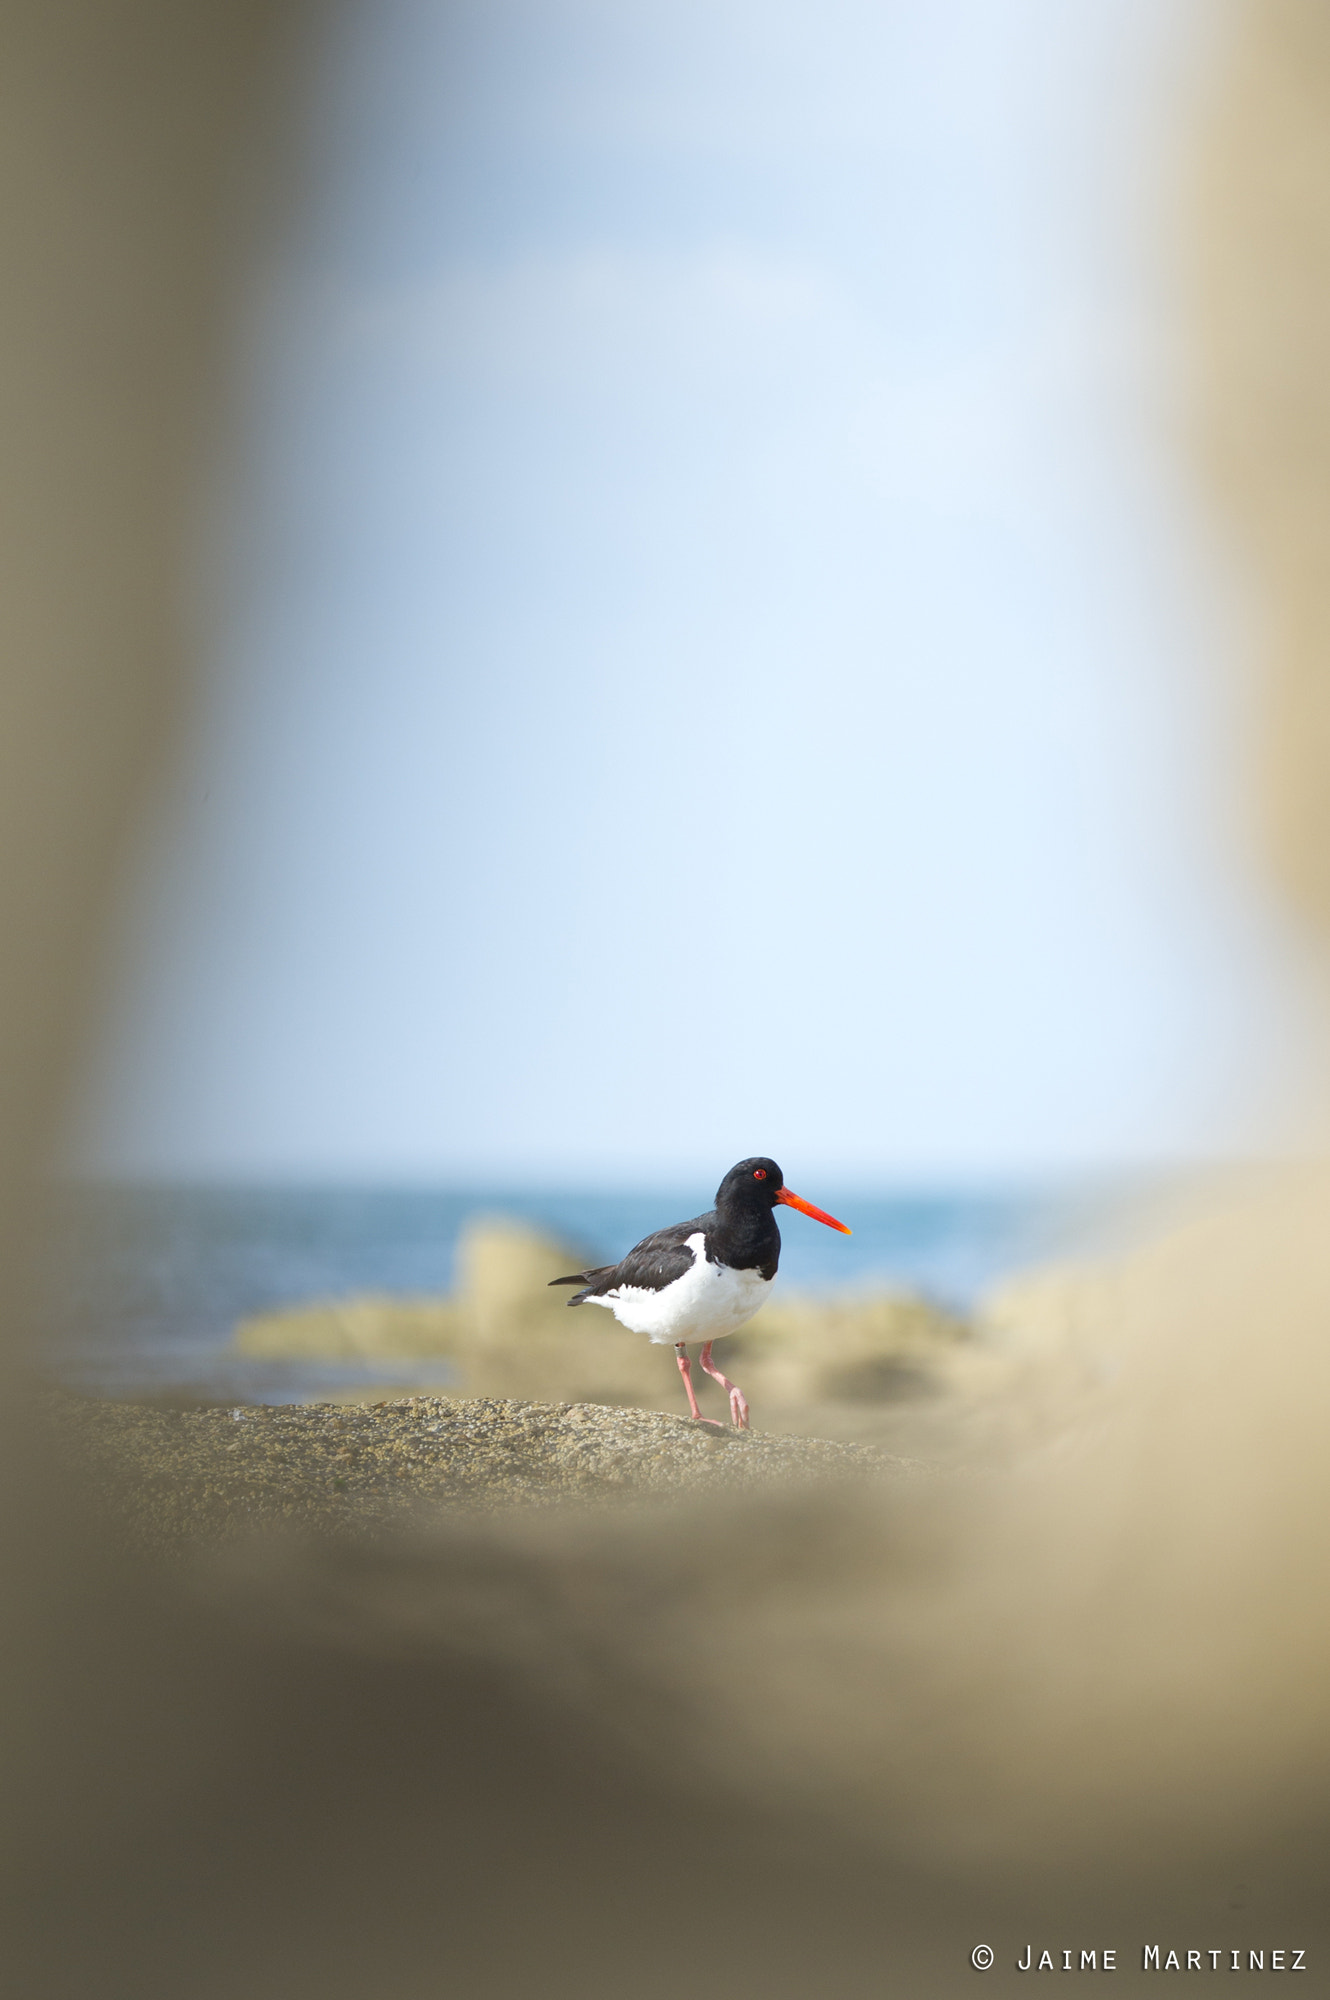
[48,1391,913,1555]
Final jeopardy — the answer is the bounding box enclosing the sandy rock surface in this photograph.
[49,1392,909,1552]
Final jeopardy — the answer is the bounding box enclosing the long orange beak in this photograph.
[775,1186,851,1235]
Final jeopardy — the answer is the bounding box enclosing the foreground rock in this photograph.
[50,1393,910,1553]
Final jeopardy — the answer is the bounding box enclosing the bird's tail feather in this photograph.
[548,1265,614,1305]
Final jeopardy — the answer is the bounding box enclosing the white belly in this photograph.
[584,1232,773,1345]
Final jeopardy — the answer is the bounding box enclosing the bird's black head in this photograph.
[716,1157,785,1210]
[714,1157,852,1235]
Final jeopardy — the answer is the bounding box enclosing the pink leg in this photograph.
[675,1343,705,1421]
[699,1341,750,1430]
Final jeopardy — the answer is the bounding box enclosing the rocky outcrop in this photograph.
[50,1392,914,1554]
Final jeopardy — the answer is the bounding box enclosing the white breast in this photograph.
[583,1232,774,1346]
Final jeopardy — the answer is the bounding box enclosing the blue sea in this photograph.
[42,1180,1154,1404]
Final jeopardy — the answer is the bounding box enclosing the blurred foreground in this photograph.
[28,1159,1330,1994]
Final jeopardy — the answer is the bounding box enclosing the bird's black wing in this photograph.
[609,1217,711,1293]
[550,1213,713,1306]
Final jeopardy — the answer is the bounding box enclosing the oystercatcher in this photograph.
[549,1157,850,1429]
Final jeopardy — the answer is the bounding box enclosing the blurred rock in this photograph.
[728,1288,968,1407]
[232,1218,970,1421]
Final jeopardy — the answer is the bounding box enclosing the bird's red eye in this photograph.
[753,1168,767,1180]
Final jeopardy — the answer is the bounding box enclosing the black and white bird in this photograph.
[549,1157,850,1429]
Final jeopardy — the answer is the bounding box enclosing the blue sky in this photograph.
[73,0,1322,1183]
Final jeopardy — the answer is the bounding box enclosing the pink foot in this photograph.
[699,1340,750,1430]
